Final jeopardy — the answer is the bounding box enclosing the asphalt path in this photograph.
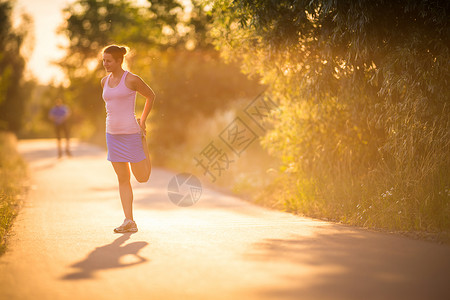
[0,139,449,300]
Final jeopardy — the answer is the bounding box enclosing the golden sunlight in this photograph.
[14,0,150,84]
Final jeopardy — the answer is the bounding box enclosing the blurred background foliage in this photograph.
[0,1,31,253]
[0,0,35,132]
[1,0,448,237]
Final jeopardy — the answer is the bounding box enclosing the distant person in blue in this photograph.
[49,98,72,158]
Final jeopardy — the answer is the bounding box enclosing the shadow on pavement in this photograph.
[61,233,149,280]
[247,228,450,300]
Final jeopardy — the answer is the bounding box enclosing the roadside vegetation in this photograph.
[0,133,27,255]
[211,0,450,239]
[0,1,32,254]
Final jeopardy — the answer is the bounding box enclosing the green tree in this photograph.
[212,0,450,232]
[0,0,34,132]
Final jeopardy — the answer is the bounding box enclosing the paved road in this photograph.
[0,139,449,300]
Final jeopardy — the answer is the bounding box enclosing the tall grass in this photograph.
[259,98,450,241]
[0,132,27,255]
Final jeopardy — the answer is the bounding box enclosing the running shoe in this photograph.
[114,219,138,233]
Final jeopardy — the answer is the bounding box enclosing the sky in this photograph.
[14,0,149,85]
[15,0,74,84]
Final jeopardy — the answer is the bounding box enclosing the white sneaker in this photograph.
[114,219,138,233]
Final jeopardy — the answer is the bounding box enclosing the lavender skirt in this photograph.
[106,132,146,163]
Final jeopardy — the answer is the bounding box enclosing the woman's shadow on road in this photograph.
[61,233,148,280]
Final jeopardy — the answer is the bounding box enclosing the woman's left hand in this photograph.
[137,118,146,134]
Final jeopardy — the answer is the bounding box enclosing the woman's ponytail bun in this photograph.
[102,45,128,63]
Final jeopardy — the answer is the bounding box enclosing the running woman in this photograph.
[101,45,155,233]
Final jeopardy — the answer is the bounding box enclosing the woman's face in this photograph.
[102,53,120,72]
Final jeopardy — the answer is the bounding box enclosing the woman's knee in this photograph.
[136,175,149,183]
[136,166,151,183]
[133,164,151,183]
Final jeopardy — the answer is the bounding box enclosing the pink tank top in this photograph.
[102,71,140,134]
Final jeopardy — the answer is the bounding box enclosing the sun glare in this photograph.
[13,0,152,85]
[14,0,76,84]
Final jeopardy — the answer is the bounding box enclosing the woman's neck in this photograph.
[110,68,124,79]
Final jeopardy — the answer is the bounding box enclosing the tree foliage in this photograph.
[212,0,450,231]
[0,0,34,132]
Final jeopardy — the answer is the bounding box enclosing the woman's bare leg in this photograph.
[130,157,151,183]
[111,162,134,220]
[130,126,152,183]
